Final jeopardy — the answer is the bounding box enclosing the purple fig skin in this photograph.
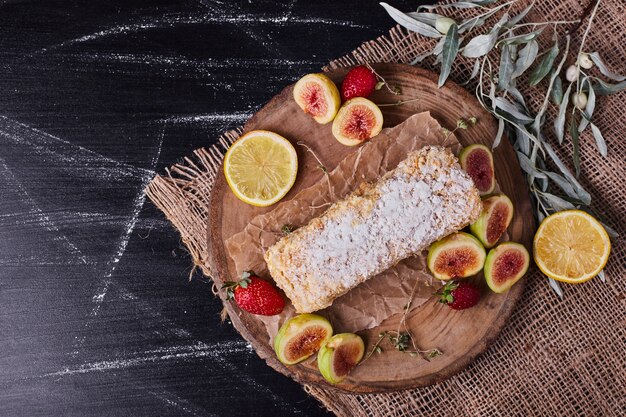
[470,194,514,248]
[484,242,530,293]
[459,144,496,195]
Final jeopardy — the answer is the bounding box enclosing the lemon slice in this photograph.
[533,210,610,283]
[224,130,298,207]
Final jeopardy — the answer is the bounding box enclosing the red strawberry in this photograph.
[341,65,377,101]
[436,281,480,310]
[222,272,284,316]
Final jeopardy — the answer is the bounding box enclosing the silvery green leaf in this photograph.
[498,28,543,46]
[544,171,577,199]
[529,41,559,86]
[590,123,608,157]
[462,59,481,85]
[498,44,514,90]
[599,221,619,238]
[380,3,442,38]
[570,118,580,177]
[512,40,538,79]
[542,141,589,199]
[554,84,571,143]
[592,78,626,95]
[405,12,443,27]
[597,270,606,283]
[493,118,505,149]
[578,80,595,132]
[588,52,626,81]
[548,278,564,298]
[438,23,459,87]
[462,32,497,58]
[410,50,431,64]
[551,74,563,105]
[517,151,547,179]
[434,53,442,65]
[458,16,487,33]
[506,1,535,27]
[493,12,510,30]
[541,192,576,210]
[418,2,484,11]
[538,176,548,192]
[515,126,530,154]
[494,97,534,123]
[432,36,446,55]
[508,87,528,110]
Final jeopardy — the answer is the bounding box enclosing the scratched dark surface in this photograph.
[0,1,440,416]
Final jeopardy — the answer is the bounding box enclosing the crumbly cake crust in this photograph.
[264,146,482,313]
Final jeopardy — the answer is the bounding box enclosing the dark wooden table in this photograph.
[0,1,420,416]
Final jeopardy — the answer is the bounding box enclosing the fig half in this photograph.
[459,144,496,195]
[331,97,383,146]
[274,314,333,365]
[317,333,364,384]
[470,194,514,248]
[427,232,486,280]
[484,242,530,293]
[293,73,341,124]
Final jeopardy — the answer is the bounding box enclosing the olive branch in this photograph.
[382,0,622,296]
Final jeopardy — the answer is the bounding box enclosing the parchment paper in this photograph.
[225,112,461,338]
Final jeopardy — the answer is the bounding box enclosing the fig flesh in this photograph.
[317,333,364,384]
[459,144,496,195]
[274,314,333,365]
[484,242,530,293]
[427,232,486,280]
[293,73,341,124]
[331,97,383,146]
[470,194,514,248]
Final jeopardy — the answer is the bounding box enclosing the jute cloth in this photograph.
[146,0,625,415]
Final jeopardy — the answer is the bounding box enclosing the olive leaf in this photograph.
[405,11,443,27]
[438,24,460,87]
[458,15,487,33]
[380,2,442,38]
[462,58,481,85]
[569,117,580,177]
[493,118,505,149]
[597,270,606,283]
[508,86,529,111]
[498,44,514,90]
[578,80,595,132]
[529,40,559,86]
[592,78,626,95]
[542,141,589,200]
[541,192,576,210]
[588,52,626,82]
[498,28,543,46]
[517,151,547,179]
[462,32,497,58]
[590,123,608,157]
[514,126,531,154]
[494,97,534,123]
[543,171,579,201]
[512,39,539,79]
[418,2,485,11]
[548,278,564,298]
[551,74,563,105]
[554,83,571,143]
[506,1,535,27]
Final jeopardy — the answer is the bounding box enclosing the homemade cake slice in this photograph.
[264,146,482,313]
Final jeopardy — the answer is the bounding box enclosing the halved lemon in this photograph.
[224,130,298,207]
[533,210,610,283]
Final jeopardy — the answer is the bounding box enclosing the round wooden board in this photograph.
[209,63,534,393]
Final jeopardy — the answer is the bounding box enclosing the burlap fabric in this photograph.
[146,0,625,415]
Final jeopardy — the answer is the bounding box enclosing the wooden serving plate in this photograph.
[209,63,534,393]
